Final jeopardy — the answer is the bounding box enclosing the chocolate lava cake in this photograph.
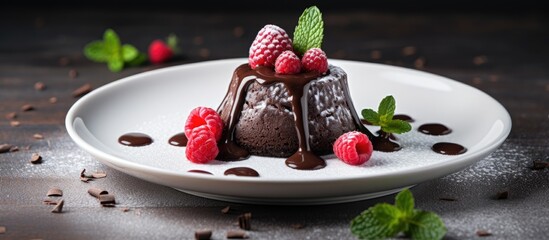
[217,63,366,157]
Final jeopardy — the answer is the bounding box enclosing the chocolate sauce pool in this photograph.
[168,132,188,147]
[418,123,452,135]
[118,133,153,146]
[188,169,213,175]
[432,142,467,155]
[224,167,259,177]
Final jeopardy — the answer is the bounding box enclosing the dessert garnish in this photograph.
[333,131,373,166]
[148,34,179,64]
[350,189,446,240]
[361,95,412,152]
[83,29,146,72]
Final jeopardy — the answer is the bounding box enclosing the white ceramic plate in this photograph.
[65,58,511,205]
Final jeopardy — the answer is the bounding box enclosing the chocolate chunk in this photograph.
[30,153,42,164]
[199,48,210,58]
[51,199,64,213]
[414,57,426,69]
[233,26,245,38]
[49,97,58,104]
[34,82,46,91]
[59,57,70,66]
[121,207,130,212]
[0,226,5,234]
[88,187,109,198]
[72,83,92,98]
[195,229,212,240]
[370,50,382,60]
[473,55,487,65]
[476,230,492,237]
[9,146,19,152]
[47,187,63,197]
[238,212,252,230]
[496,191,509,200]
[402,46,417,56]
[226,230,248,239]
[0,144,13,153]
[221,206,231,214]
[21,104,34,111]
[80,176,91,183]
[99,194,116,205]
[5,112,17,120]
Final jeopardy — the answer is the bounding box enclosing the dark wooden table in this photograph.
[1,6,548,240]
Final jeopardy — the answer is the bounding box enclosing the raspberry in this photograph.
[248,24,293,69]
[184,106,224,141]
[275,50,302,74]
[148,40,173,64]
[301,48,328,74]
[185,125,219,163]
[333,131,373,165]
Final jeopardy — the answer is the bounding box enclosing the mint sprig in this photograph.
[361,95,412,135]
[293,5,324,56]
[83,29,146,72]
[350,189,447,240]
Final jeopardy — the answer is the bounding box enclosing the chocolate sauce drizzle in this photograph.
[118,133,153,147]
[188,169,213,175]
[216,64,375,170]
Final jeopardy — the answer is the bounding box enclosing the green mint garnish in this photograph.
[350,189,447,240]
[293,5,324,56]
[83,29,145,72]
[166,33,180,54]
[361,95,412,135]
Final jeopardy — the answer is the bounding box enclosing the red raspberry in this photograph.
[248,24,293,69]
[148,40,173,64]
[333,131,373,165]
[185,125,219,163]
[275,50,302,74]
[302,48,328,74]
[184,106,223,141]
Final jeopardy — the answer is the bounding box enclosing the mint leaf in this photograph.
[166,33,179,54]
[107,58,124,72]
[395,189,414,217]
[293,6,323,55]
[126,52,147,67]
[378,95,396,121]
[361,108,380,125]
[382,120,412,134]
[407,211,447,240]
[103,29,121,55]
[83,41,108,62]
[121,44,138,62]
[371,203,406,235]
[360,95,411,135]
[351,208,401,240]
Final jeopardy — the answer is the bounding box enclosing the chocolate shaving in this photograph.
[221,206,231,214]
[291,223,305,229]
[0,144,13,153]
[99,194,116,205]
[414,57,426,69]
[34,82,46,91]
[68,69,78,79]
[121,207,130,212]
[49,97,58,104]
[5,112,17,120]
[33,133,44,140]
[21,104,34,111]
[91,172,107,179]
[88,187,109,198]
[439,197,457,201]
[370,50,382,60]
[0,226,5,234]
[226,230,248,239]
[495,191,509,200]
[195,229,212,240]
[72,83,92,98]
[233,26,245,38]
[30,153,42,164]
[473,55,487,65]
[51,199,64,213]
[476,230,492,237]
[402,46,417,56]
[238,212,252,230]
[43,198,58,205]
[9,146,19,152]
[47,187,63,197]
[10,121,20,127]
[531,160,549,170]
[80,176,91,183]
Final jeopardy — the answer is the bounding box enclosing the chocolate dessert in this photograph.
[217,63,371,158]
